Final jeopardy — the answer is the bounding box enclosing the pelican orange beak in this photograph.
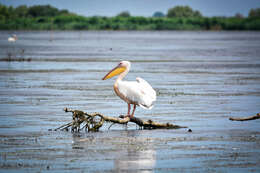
[102,65,126,80]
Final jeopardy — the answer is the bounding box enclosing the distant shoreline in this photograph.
[1,4,259,31]
[1,16,260,31]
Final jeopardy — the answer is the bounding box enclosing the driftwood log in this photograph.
[53,107,187,132]
[229,113,260,121]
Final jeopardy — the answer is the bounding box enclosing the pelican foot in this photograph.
[125,114,131,118]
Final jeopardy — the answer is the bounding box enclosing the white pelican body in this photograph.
[102,61,156,117]
[8,34,17,42]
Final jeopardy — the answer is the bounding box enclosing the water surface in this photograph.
[0,31,260,172]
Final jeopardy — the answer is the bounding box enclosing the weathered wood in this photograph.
[54,107,187,132]
[229,113,260,121]
[119,115,185,129]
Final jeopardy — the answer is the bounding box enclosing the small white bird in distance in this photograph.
[8,34,18,42]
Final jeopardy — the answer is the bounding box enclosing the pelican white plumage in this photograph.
[102,61,156,117]
[8,34,18,42]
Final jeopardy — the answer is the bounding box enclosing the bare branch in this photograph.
[229,113,260,121]
[54,107,187,132]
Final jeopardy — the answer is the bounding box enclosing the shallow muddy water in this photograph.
[0,31,260,172]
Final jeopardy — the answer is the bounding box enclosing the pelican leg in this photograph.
[130,104,136,118]
[127,103,131,117]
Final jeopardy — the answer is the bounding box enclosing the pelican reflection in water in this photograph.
[102,61,156,117]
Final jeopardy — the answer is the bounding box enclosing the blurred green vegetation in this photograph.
[0,4,260,30]
[167,6,202,18]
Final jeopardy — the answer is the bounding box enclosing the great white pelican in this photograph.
[102,61,156,118]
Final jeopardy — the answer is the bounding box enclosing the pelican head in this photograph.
[102,61,130,80]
